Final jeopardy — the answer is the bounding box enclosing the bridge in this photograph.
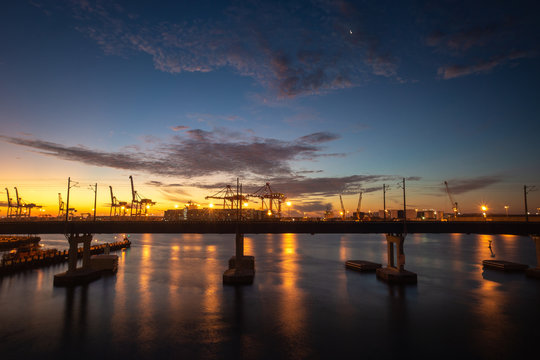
[3,219,540,285]
[1,219,539,235]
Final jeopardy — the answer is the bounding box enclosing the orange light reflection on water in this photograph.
[137,235,156,345]
[278,233,308,356]
[112,240,127,341]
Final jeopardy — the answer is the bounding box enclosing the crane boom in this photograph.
[339,194,346,220]
[356,190,363,220]
[444,181,459,218]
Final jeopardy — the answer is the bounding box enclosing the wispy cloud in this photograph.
[437,51,534,79]
[170,125,189,132]
[0,129,341,178]
[444,176,503,195]
[427,22,508,52]
[63,0,401,98]
[246,174,405,197]
[425,6,538,80]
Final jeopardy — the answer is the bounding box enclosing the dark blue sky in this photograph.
[1,0,539,215]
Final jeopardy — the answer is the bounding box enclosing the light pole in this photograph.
[286,201,291,218]
[481,205,488,220]
[504,205,509,217]
[89,183,97,221]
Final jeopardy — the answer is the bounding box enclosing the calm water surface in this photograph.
[1,233,539,359]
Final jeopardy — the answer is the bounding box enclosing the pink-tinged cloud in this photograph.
[66,0,400,98]
[438,51,534,79]
[170,125,189,132]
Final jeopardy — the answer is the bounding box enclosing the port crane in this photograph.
[247,183,286,217]
[109,186,128,216]
[58,193,76,219]
[5,188,16,217]
[58,193,64,217]
[339,194,346,220]
[356,190,363,221]
[205,185,246,209]
[129,176,155,216]
[12,187,41,217]
[444,181,459,218]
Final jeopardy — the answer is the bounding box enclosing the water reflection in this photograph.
[2,233,539,359]
[61,285,89,343]
[277,233,310,357]
[137,235,156,348]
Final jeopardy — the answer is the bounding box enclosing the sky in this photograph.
[0,0,539,217]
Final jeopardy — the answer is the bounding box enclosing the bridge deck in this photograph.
[0,220,539,235]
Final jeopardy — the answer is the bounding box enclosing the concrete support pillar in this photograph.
[532,235,540,269]
[376,233,417,284]
[67,236,79,273]
[235,231,244,261]
[385,234,405,271]
[66,233,93,272]
[82,235,92,269]
[55,233,100,286]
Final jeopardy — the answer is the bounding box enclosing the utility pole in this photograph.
[524,185,536,223]
[89,183,97,221]
[383,184,390,221]
[65,177,79,222]
[65,178,71,223]
[402,178,407,234]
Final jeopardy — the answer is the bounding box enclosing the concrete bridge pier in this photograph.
[54,233,101,286]
[526,235,540,279]
[376,233,417,284]
[223,229,255,285]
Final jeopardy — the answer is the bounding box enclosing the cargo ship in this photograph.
[0,236,40,250]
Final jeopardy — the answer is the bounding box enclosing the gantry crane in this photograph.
[205,185,246,209]
[339,194,346,220]
[5,188,16,217]
[444,181,459,218]
[109,186,128,216]
[129,176,155,216]
[356,190,363,221]
[58,192,76,219]
[13,187,41,217]
[58,193,65,217]
[247,183,286,217]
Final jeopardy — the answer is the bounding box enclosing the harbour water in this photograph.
[1,233,539,359]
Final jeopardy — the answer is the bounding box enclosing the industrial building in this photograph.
[164,207,270,221]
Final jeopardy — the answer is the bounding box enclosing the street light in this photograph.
[504,205,509,216]
[286,201,291,218]
[481,205,488,219]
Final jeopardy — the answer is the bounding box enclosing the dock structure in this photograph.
[376,233,417,284]
[482,260,529,271]
[53,233,102,286]
[0,239,129,275]
[0,235,40,250]
[345,260,382,272]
